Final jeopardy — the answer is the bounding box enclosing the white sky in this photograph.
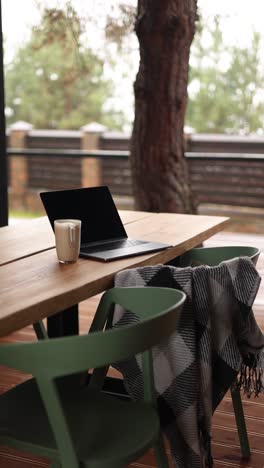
[198,0,264,50]
[2,0,264,128]
[2,0,264,59]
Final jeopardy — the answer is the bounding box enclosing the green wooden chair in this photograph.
[179,245,260,459]
[0,286,186,468]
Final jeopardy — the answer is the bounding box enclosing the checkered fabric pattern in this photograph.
[113,258,263,468]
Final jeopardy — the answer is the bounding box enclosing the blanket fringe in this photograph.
[234,357,264,397]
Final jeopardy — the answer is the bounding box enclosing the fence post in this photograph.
[80,122,106,187]
[9,120,33,212]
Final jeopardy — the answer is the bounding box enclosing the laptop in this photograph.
[40,186,171,262]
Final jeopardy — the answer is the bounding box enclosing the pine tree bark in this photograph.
[131,0,198,213]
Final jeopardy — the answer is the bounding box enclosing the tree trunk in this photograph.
[131,0,198,213]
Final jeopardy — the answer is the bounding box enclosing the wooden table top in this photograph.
[0,210,151,266]
[0,211,229,337]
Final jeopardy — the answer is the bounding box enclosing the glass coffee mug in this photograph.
[54,219,81,263]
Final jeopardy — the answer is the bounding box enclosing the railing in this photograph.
[7,148,128,158]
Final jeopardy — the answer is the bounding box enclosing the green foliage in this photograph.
[186,17,264,134]
[4,5,124,129]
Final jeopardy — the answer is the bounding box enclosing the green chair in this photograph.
[179,245,260,459]
[179,245,260,268]
[0,286,186,468]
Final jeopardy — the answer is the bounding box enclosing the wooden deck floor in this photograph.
[0,230,264,468]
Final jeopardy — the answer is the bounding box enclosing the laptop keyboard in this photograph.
[82,239,147,253]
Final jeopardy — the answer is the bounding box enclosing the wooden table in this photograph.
[0,211,229,338]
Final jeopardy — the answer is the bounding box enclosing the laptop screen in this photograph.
[40,186,127,244]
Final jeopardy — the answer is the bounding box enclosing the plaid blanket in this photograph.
[113,258,264,468]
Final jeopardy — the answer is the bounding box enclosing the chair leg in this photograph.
[231,385,251,459]
[33,320,48,340]
[154,432,170,468]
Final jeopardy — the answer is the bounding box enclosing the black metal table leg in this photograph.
[47,304,79,337]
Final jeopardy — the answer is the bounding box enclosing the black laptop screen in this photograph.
[40,186,127,244]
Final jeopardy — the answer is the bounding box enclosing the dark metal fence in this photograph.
[7,147,264,209]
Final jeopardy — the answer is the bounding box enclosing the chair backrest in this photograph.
[0,287,185,378]
[180,246,260,267]
[0,287,185,468]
